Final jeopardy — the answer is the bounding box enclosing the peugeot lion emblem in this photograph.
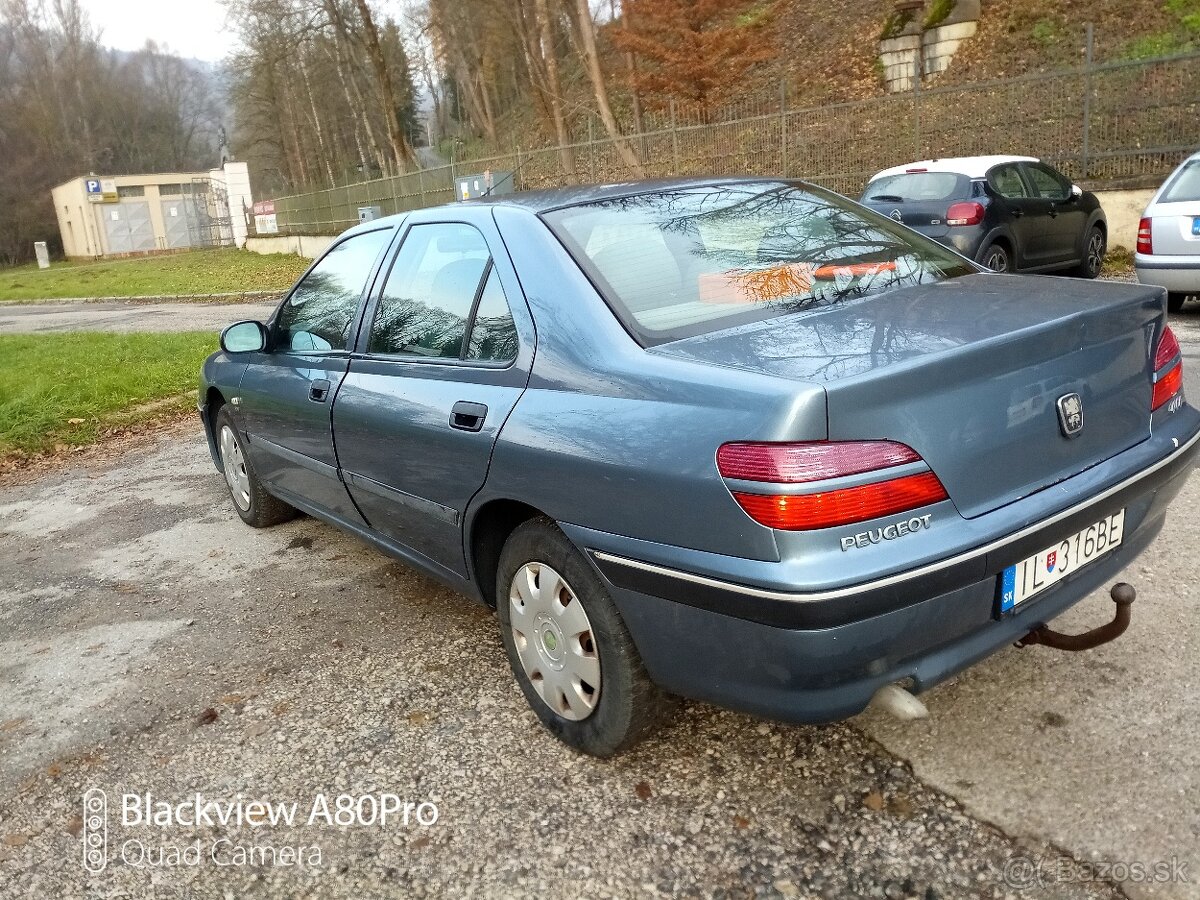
[1056,393,1084,438]
[890,209,904,222]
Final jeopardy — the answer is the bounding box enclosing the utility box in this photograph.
[455,170,514,201]
[358,206,382,223]
[34,241,50,269]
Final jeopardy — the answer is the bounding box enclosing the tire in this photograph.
[214,406,296,528]
[980,242,1012,273]
[1071,225,1106,279]
[1168,293,1189,314]
[496,517,676,756]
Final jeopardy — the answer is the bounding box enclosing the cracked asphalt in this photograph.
[0,303,1197,899]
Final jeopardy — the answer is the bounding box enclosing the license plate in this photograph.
[999,510,1125,612]
[1193,217,1200,236]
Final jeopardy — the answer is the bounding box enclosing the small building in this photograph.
[51,162,253,259]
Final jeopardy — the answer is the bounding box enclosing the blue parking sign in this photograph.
[85,178,102,200]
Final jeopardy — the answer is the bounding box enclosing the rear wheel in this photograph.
[981,242,1012,273]
[1168,293,1190,314]
[496,518,675,756]
[1072,226,1106,279]
[214,407,296,528]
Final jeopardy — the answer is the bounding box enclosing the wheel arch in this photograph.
[467,498,551,608]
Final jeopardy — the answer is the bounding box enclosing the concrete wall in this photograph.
[1095,188,1154,251]
[245,233,336,259]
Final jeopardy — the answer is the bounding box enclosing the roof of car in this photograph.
[869,155,1040,181]
[460,176,796,214]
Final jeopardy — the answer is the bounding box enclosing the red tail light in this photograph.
[717,441,948,530]
[1152,325,1183,411]
[1137,217,1153,255]
[946,201,985,226]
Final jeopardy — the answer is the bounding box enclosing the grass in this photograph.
[0,249,310,303]
[1102,244,1135,277]
[0,332,217,458]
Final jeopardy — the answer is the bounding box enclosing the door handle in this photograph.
[1011,208,1024,218]
[450,401,488,432]
[309,378,332,403]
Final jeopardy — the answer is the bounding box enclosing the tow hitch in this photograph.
[1016,582,1136,651]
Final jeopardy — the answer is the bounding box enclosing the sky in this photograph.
[77,0,237,62]
[75,0,418,63]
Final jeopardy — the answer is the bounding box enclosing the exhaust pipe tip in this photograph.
[869,683,929,721]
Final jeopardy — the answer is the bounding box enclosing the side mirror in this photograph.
[1070,184,1084,199]
[220,320,267,354]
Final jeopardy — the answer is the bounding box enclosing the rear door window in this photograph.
[1023,163,1071,201]
[368,223,518,362]
[988,164,1030,200]
[275,228,392,352]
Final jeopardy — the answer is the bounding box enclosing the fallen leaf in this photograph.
[67,418,85,425]
[634,781,653,800]
[406,710,431,726]
[271,702,290,717]
[45,763,63,778]
[65,816,83,837]
[732,815,751,829]
[862,790,884,812]
[196,708,219,726]
[411,836,431,850]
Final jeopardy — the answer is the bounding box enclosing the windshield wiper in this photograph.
[868,194,904,202]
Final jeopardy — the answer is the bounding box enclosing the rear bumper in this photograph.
[570,414,1199,724]
[1136,254,1200,292]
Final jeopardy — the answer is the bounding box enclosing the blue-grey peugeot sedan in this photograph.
[200,177,1199,756]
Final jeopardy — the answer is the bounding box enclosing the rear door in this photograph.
[1023,162,1085,265]
[332,215,535,579]
[1149,158,1200,255]
[986,162,1047,268]
[235,227,394,521]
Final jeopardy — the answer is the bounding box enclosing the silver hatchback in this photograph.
[1136,150,1200,312]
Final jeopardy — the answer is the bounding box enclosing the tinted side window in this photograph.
[276,229,391,352]
[467,268,518,362]
[1025,164,1070,201]
[369,224,489,358]
[989,165,1029,200]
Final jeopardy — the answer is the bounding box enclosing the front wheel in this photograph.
[214,407,296,528]
[496,518,676,756]
[980,242,1012,273]
[1072,226,1106,279]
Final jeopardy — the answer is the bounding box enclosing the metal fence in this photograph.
[271,50,1200,235]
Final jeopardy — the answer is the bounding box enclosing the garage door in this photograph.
[102,202,156,254]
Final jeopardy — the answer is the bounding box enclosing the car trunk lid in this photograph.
[651,273,1161,519]
[1148,200,1200,256]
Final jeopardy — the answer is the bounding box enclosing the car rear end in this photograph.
[859,168,991,261]
[538,179,1200,724]
[1136,154,1200,298]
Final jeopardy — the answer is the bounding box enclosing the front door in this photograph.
[1023,162,1086,265]
[332,218,535,579]
[235,226,394,522]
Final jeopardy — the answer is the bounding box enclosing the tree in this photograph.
[613,0,776,116]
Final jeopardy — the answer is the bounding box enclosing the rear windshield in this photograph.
[861,172,969,203]
[543,181,975,344]
[1161,160,1200,203]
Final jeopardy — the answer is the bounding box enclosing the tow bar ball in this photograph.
[1017,582,1136,652]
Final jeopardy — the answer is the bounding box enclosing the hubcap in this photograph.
[986,248,1007,272]
[219,425,251,511]
[508,562,601,721]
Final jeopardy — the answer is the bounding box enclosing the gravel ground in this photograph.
[0,301,277,334]
[0,430,1126,899]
